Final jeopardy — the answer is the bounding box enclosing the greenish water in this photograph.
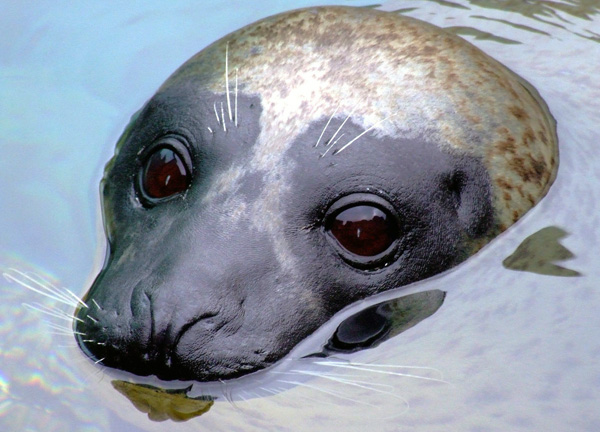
[1,1,599,431]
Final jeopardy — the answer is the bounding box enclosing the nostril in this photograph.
[174,311,222,346]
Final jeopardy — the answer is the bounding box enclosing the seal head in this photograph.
[75,6,557,382]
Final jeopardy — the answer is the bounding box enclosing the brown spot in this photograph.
[497,177,514,191]
[509,156,530,182]
[512,210,520,222]
[538,130,548,145]
[522,127,536,147]
[527,193,536,206]
[498,136,517,154]
[496,126,510,136]
[503,191,512,201]
[531,158,547,183]
[509,105,529,121]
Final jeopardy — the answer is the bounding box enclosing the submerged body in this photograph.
[75,6,557,382]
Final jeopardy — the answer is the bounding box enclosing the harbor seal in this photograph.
[74,6,558,382]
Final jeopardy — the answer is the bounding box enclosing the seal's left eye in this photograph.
[323,193,401,269]
[328,205,397,257]
[141,146,191,200]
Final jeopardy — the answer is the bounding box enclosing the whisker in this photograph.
[225,42,233,122]
[3,268,87,308]
[87,315,98,323]
[320,106,357,156]
[259,386,280,396]
[234,68,239,127]
[221,102,227,132]
[294,370,403,398]
[335,361,445,377]
[92,299,103,310]
[46,321,81,335]
[214,102,221,124]
[314,102,341,148]
[57,343,80,348]
[277,379,377,407]
[316,361,448,383]
[333,113,397,156]
[23,302,84,323]
[208,126,213,134]
[327,133,346,152]
[220,379,238,409]
[292,369,396,391]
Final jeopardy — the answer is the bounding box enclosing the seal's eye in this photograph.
[329,206,396,256]
[138,137,193,205]
[142,147,190,199]
[324,194,401,269]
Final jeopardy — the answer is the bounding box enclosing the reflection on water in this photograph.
[2,0,600,430]
[503,226,581,277]
[111,381,213,422]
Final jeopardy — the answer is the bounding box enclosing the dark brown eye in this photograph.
[328,205,397,257]
[141,146,191,199]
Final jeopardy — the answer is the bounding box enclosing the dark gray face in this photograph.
[75,80,493,382]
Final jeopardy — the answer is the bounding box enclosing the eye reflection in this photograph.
[141,147,190,200]
[328,205,398,257]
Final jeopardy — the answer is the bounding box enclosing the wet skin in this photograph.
[74,6,557,382]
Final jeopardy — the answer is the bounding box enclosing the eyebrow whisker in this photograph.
[225,42,233,123]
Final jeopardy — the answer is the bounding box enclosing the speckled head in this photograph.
[75,6,557,382]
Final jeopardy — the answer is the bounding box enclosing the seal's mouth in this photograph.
[74,301,270,382]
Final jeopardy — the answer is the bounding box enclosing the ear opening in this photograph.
[448,159,494,238]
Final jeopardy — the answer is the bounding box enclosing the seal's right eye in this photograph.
[138,138,193,204]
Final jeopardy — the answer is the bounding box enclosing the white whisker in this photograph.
[292,369,396,391]
[320,107,357,156]
[87,315,98,323]
[333,113,396,155]
[92,299,102,310]
[225,42,233,122]
[259,386,280,396]
[221,102,227,132]
[316,361,448,383]
[214,102,221,124]
[49,332,77,338]
[23,302,84,323]
[46,321,80,335]
[277,379,377,407]
[320,134,347,158]
[208,126,213,134]
[315,102,341,147]
[3,268,87,308]
[294,370,402,398]
[234,68,239,127]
